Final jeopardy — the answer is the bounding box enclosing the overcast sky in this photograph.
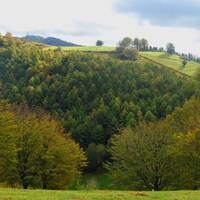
[0,0,200,55]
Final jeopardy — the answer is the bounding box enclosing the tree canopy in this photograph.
[0,103,86,189]
[0,35,197,149]
[166,43,175,54]
[107,98,200,190]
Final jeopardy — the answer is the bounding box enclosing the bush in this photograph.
[182,59,187,67]
[120,48,138,60]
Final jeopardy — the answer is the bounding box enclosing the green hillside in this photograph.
[1,43,196,148]
[140,51,200,77]
[1,188,200,200]
[46,45,200,77]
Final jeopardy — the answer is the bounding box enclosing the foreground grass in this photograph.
[46,46,116,52]
[140,51,200,76]
[1,188,200,200]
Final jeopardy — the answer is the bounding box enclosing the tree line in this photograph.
[180,53,200,63]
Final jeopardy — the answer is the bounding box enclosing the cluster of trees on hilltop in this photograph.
[116,37,139,60]
[0,102,86,189]
[117,37,200,63]
[180,53,200,63]
[95,37,174,54]
[118,37,176,53]
[107,98,200,190]
[116,37,176,61]
[117,37,164,52]
[0,34,198,173]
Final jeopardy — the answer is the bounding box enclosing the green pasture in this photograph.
[140,51,200,76]
[0,188,200,200]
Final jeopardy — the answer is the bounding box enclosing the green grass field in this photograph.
[46,46,116,52]
[140,51,200,76]
[0,188,200,200]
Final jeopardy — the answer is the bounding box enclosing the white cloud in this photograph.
[0,0,200,55]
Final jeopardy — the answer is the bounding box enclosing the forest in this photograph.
[1,34,200,190]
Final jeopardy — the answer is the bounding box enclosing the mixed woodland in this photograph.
[0,34,200,190]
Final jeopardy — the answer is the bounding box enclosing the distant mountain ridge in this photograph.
[22,35,80,46]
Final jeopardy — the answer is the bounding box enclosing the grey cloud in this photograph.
[116,0,200,29]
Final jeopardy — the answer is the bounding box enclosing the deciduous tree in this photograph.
[107,122,173,190]
[166,43,175,54]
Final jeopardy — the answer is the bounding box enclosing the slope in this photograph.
[140,51,200,77]
[46,46,200,77]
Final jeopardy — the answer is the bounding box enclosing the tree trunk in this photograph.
[23,183,28,189]
[43,183,47,190]
[42,176,48,190]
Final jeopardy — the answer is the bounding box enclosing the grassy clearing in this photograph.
[140,51,200,76]
[0,188,200,200]
[46,46,116,52]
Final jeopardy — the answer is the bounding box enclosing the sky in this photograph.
[0,0,200,55]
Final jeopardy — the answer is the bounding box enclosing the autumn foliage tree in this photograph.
[16,111,87,189]
[0,104,86,189]
[166,98,200,189]
[0,110,18,186]
[172,131,200,189]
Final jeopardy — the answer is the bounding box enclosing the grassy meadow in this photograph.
[140,51,200,76]
[46,46,116,52]
[0,188,200,200]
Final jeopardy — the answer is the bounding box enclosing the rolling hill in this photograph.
[140,51,200,77]
[47,46,199,77]
[0,41,196,148]
[22,35,80,46]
